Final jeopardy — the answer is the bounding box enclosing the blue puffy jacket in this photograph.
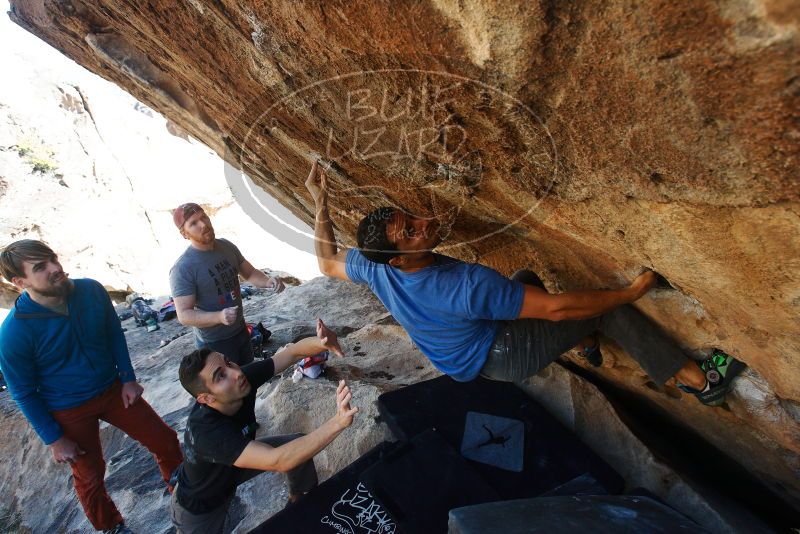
[0,278,136,444]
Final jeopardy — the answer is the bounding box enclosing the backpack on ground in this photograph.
[130,297,159,332]
[247,322,272,357]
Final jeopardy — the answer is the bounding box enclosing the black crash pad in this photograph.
[448,494,711,534]
[252,430,500,534]
[540,472,609,498]
[251,441,399,534]
[377,376,623,499]
[359,429,500,533]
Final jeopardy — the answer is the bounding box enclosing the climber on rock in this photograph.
[0,240,183,534]
[170,202,286,365]
[304,161,745,406]
[170,318,354,534]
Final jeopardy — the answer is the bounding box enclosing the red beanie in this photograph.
[173,203,204,229]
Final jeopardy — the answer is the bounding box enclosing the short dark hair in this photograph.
[0,239,56,282]
[356,207,403,265]
[179,348,214,397]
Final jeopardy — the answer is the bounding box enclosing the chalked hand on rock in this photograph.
[333,380,358,431]
[317,318,344,357]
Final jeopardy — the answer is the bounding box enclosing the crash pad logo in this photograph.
[225,62,557,255]
[319,483,396,534]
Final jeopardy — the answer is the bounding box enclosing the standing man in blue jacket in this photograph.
[0,240,183,534]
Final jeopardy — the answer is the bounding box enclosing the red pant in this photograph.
[51,381,183,530]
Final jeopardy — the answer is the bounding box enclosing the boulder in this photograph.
[4,0,799,522]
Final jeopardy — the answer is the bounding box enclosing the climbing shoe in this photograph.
[678,350,746,406]
[579,334,603,367]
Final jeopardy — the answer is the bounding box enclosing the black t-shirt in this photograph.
[175,358,275,514]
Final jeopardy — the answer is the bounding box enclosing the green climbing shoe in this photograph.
[681,350,746,407]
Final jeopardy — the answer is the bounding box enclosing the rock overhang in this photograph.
[6,0,799,516]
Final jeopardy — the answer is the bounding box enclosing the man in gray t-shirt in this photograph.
[169,203,285,364]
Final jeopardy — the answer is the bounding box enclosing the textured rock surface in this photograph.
[519,363,776,533]
[6,0,800,513]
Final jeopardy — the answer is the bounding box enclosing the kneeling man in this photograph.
[171,319,356,534]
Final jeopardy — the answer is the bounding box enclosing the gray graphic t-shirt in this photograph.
[169,238,245,343]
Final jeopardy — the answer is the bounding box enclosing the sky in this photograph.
[0,0,324,311]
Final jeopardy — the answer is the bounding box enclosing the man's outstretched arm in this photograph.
[238,259,285,293]
[271,318,345,374]
[518,271,658,321]
[233,380,357,472]
[305,161,350,281]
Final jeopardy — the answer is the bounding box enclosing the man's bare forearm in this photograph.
[273,417,345,471]
[549,288,635,320]
[277,337,326,360]
[245,268,272,288]
[271,336,327,373]
[236,416,346,472]
[306,161,351,280]
[178,308,222,328]
[519,271,655,321]
[314,203,339,267]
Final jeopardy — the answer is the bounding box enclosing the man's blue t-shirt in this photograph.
[345,249,525,381]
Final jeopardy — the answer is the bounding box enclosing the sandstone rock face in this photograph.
[6,0,799,514]
[519,363,777,533]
